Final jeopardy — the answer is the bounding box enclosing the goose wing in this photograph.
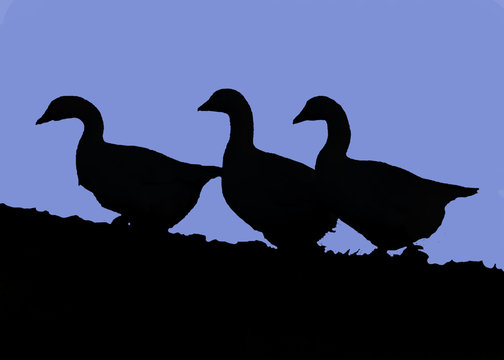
[101,143,219,186]
[257,150,325,206]
[77,142,219,218]
[334,158,477,218]
[224,148,333,231]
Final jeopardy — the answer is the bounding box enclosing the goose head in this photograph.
[293,96,345,124]
[36,96,99,124]
[197,89,249,116]
[293,96,351,157]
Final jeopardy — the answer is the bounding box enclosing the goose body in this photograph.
[198,89,337,252]
[37,96,221,231]
[293,96,478,251]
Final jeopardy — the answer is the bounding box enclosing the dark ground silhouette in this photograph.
[36,96,221,233]
[0,203,502,359]
[293,96,478,253]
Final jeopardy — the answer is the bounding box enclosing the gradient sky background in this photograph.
[0,0,502,268]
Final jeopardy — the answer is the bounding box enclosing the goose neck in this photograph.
[80,111,105,142]
[227,106,254,147]
[323,115,351,157]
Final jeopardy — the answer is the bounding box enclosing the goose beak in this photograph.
[197,100,211,112]
[292,109,307,124]
[36,115,50,125]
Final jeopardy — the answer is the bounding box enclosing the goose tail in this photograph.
[448,185,478,201]
[457,186,478,198]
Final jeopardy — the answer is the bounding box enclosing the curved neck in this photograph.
[78,107,105,142]
[321,115,351,157]
[227,103,254,148]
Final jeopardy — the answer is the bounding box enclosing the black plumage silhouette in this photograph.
[293,96,478,251]
[198,89,337,253]
[36,96,221,232]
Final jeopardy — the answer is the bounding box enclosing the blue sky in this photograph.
[0,0,502,268]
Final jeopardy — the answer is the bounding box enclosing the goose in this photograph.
[198,89,337,253]
[36,96,221,232]
[293,96,478,252]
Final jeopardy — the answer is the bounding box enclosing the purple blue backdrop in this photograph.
[0,0,502,268]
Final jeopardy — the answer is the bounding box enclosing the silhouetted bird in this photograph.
[198,89,337,253]
[36,96,221,232]
[293,96,478,252]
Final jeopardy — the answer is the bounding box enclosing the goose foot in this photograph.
[401,244,429,263]
[369,247,389,258]
[128,220,168,236]
[406,244,424,251]
[277,244,325,259]
[111,215,130,229]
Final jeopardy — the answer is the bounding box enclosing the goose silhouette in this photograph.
[293,96,478,252]
[198,89,337,253]
[36,96,221,232]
